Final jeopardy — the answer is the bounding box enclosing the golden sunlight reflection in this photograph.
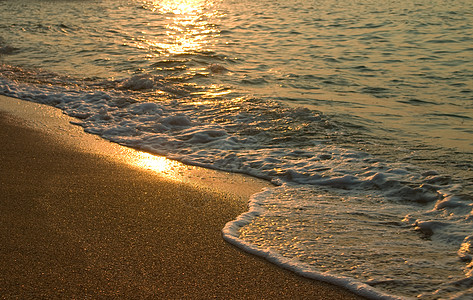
[128,151,186,182]
[157,0,208,15]
[142,0,220,55]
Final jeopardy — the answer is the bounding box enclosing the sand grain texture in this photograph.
[0,108,364,299]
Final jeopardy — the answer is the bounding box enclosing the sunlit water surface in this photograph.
[1,0,473,298]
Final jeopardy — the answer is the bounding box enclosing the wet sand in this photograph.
[0,96,365,299]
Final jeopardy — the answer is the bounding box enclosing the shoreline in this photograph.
[0,95,365,299]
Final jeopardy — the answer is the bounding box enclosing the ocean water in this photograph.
[1,0,472,298]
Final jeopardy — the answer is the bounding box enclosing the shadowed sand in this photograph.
[0,97,365,299]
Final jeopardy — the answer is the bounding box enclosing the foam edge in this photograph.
[222,187,407,300]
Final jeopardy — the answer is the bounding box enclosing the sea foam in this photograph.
[1,74,472,299]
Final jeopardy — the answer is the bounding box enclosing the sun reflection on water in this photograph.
[141,0,221,55]
[157,0,208,15]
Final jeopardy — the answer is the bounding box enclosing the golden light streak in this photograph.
[140,0,220,55]
[128,151,185,182]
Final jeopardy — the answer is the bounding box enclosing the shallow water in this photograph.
[1,0,472,150]
[1,0,473,298]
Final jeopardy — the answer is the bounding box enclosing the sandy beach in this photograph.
[0,96,365,299]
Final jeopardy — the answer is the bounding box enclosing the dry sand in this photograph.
[0,96,365,299]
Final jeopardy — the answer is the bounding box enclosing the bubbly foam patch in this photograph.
[1,75,472,299]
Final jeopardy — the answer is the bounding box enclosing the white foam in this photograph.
[1,76,471,299]
[119,74,156,90]
[222,187,405,300]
